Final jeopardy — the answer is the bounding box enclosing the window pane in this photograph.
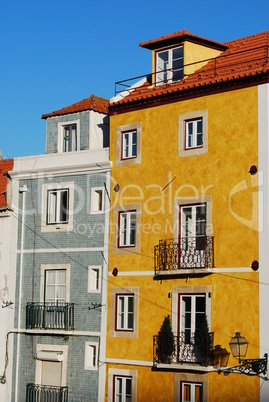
[59,190,68,222]
[130,213,136,245]
[115,378,122,402]
[47,191,57,223]
[184,384,191,401]
[71,125,77,151]
[195,385,202,402]
[132,131,137,157]
[123,133,129,158]
[64,127,70,152]
[127,297,134,329]
[197,120,203,146]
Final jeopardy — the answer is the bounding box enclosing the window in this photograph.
[63,124,77,152]
[88,266,101,292]
[114,376,132,402]
[116,123,141,167]
[180,203,207,268]
[58,119,80,153]
[41,182,74,233]
[156,46,183,85]
[179,294,206,344]
[91,187,104,213]
[108,369,137,402]
[85,342,98,370]
[119,211,136,247]
[47,189,69,224]
[171,285,211,365]
[178,109,208,157]
[110,287,138,338]
[122,130,137,159]
[116,294,134,331]
[185,118,203,149]
[181,382,203,402]
[45,269,66,302]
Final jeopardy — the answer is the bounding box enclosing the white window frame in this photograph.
[40,264,70,303]
[156,45,184,85]
[116,294,134,331]
[171,285,212,345]
[110,287,139,339]
[185,118,203,149]
[47,188,69,225]
[114,375,132,402]
[116,122,141,167]
[119,211,136,247]
[122,130,137,160]
[174,374,208,402]
[181,381,203,402]
[45,269,67,303]
[113,204,141,255]
[41,182,74,233]
[108,369,137,402]
[90,187,104,213]
[178,109,208,157]
[58,119,80,153]
[179,294,206,343]
[88,266,101,293]
[84,341,98,370]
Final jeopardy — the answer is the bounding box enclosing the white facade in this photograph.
[258,83,269,401]
[0,209,17,401]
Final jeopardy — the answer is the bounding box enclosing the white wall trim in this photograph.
[106,358,152,367]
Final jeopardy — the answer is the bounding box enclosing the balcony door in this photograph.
[44,269,66,328]
[179,204,206,268]
[178,294,206,362]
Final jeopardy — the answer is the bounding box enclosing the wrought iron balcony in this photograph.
[153,331,215,367]
[26,302,74,330]
[154,236,214,273]
[26,383,68,402]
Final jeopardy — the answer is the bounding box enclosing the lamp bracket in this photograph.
[219,353,268,376]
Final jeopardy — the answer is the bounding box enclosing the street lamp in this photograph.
[219,332,268,376]
[229,332,248,363]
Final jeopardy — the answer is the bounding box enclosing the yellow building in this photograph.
[105,29,269,402]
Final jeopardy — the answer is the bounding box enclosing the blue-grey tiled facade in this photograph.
[12,104,110,402]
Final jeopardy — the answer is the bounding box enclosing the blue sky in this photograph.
[0,0,268,158]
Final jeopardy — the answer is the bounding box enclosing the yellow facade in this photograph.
[106,35,260,402]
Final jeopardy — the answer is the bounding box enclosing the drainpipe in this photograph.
[14,184,27,402]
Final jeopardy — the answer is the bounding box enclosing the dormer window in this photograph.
[156,46,184,85]
[63,124,77,152]
[57,119,80,153]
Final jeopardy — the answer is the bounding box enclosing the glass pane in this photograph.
[123,133,129,158]
[157,51,169,84]
[195,385,202,402]
[197,119,203,147]
[184,384,191,401]
[71,125,77,151]
[196,296,205,313]
[64,127,70,152]
[127,297,134,329]
[120,213,127,246]
[115,377,122,402]
[48,191,57,223]
[46,270,56,284]
[132,131,137,157]
[59,190,68,222]
[130,213,136,245]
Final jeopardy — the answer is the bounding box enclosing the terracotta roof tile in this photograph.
[139,29,227,51]
[111,31,269,109]
[42,94,109,119]
[0,159,14,210]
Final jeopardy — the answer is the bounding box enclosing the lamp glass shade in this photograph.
[229,332,248,360]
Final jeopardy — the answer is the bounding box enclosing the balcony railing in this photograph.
[154,236,214,273]
[153,331,214,366]
[26,302,74,330]
[26,384,68,402]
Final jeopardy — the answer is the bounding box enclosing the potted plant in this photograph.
[156,315,175,363]
[196,315,213,365]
